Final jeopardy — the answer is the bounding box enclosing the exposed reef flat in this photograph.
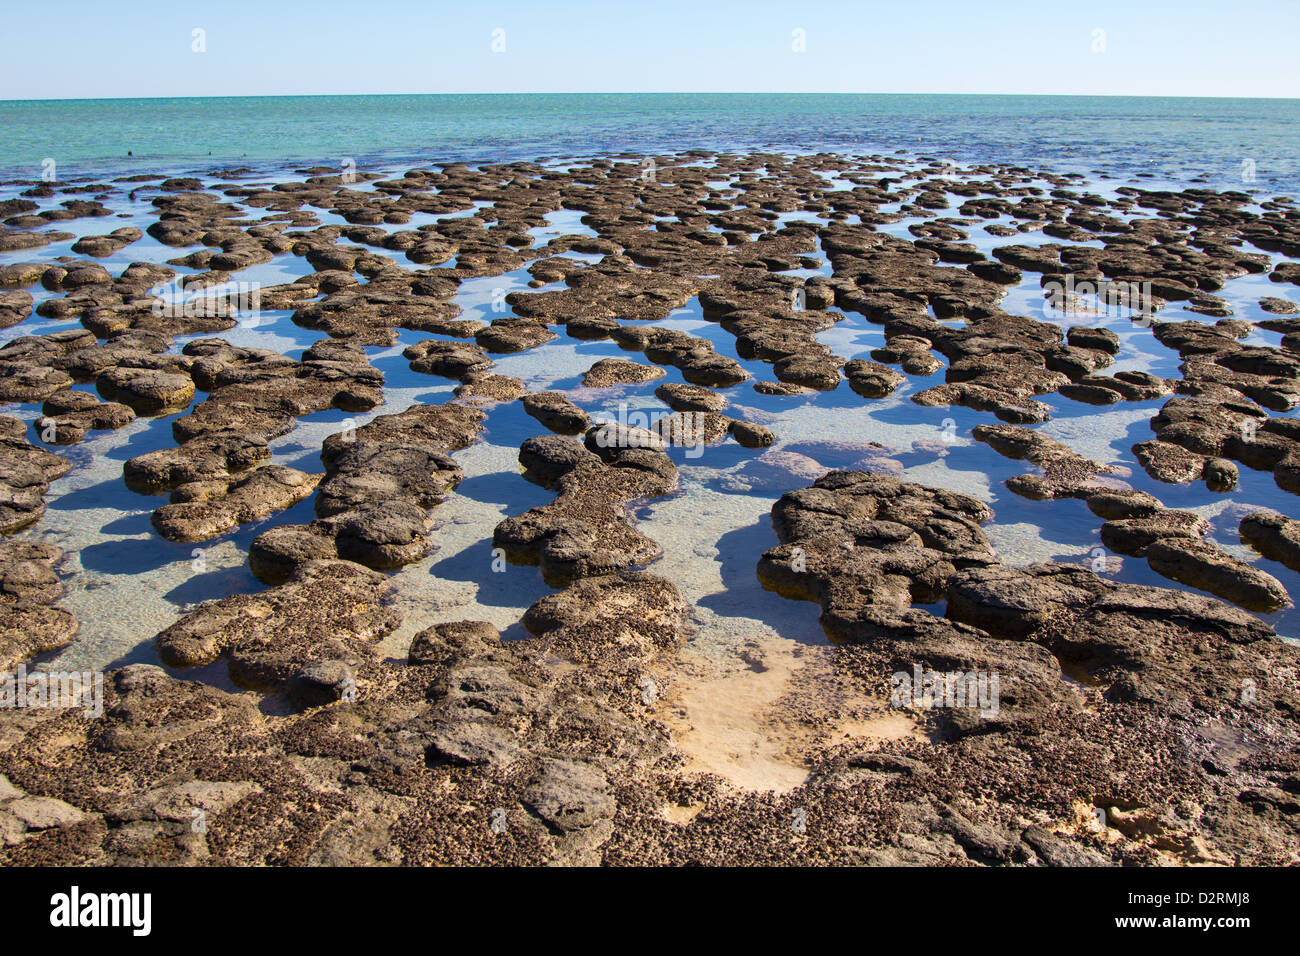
[2,150,1300,865]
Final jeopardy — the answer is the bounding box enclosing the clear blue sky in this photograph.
[4,0,1297,100]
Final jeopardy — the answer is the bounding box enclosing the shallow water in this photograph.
[3,148,1299,696]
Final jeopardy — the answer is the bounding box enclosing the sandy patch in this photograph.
[660,632,920,795]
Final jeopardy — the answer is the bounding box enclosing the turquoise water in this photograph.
[3,93,1300,194]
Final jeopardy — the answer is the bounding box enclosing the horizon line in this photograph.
[3,90,1300,105]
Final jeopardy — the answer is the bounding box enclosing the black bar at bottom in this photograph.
[0,865,1272,942]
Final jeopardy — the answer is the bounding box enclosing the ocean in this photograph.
[2,92,1300,194]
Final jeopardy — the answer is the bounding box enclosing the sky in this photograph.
[2,0,1297,100]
